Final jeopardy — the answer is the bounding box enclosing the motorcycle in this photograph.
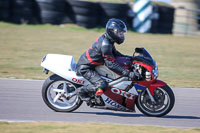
[41,47,175,117]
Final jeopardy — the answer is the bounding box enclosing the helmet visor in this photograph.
[114,29,126,40]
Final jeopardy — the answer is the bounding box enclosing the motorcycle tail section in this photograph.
[41,54,76,72]
[41,54,89,85]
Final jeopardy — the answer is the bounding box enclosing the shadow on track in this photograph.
[71,111,200,119]
[68,111,145,117]
[163,115,200,120]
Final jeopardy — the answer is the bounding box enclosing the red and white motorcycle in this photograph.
[41,48,175,117]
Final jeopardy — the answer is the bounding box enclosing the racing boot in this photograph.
[77,85,96,101]
[77,86,90,101]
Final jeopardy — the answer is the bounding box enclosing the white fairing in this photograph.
[113,81,132,90]
[41,54,90,85]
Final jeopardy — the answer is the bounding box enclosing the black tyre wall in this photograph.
[150,5,175,34]
[99,2,129,27]
[67,0,99,28]
[157,6,175,34]
[62,1,75,24]
[150,5,159,33]
[75,15,98,28]
[40,10,65,24]
[0,0,10,21]
[35,0,67,24]
[10,0,36,24]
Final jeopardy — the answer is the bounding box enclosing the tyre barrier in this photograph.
[150,5,159,33]
[35,0,66,24]
[10,0,36,24]
[157,6,174,34]
[62,1,75,24]
[150,5,175,34]
[0,0,175,34]
[67,0,99,28]
[99,2,129,27]
[0,0,10,21]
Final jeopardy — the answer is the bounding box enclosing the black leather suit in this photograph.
[77,33,130,91]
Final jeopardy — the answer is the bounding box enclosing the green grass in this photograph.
[0,22,200,87]
[0,122,199,133]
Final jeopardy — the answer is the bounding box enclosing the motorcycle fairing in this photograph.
[112,81,132,90]
[138,80,167,96]
[134,84,147,94]
[148,80,167,95]
[102,87,137,111]
[101,93,134,112]
[41,54,90,85]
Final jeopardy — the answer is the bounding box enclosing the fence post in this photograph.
[133,0,152,33]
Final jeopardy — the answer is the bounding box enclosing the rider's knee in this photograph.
[95,80,108,91]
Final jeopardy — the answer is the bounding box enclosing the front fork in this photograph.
[137,80,167,102]
[146,88,156,103]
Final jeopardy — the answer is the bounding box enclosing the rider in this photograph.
[76,18,142,100]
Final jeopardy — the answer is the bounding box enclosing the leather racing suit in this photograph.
[76,33,131,92]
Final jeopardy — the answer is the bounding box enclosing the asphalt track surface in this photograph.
[0,78,200,128]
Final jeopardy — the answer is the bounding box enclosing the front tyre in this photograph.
[136,85,175,117]
[42,74,83,112]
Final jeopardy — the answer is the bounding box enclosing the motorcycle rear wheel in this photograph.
[136,85,175,117]
[42,74,83,112]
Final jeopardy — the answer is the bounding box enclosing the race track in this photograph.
[0,78,200,128]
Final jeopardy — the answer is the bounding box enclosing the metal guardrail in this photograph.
[174,6,200,36]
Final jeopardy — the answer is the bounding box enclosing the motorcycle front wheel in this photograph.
[42,74,83,112]
[136,85,175,117]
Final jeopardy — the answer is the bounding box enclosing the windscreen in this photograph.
[134,48,156,66]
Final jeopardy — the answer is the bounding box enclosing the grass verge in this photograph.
[0,22,200,87]
[0,122,200,133]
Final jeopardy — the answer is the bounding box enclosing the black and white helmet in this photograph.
[106,18,127,44]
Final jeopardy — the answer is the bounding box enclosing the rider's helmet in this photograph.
[106,18,127,44]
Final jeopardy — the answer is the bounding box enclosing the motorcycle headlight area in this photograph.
[152,64,158,79]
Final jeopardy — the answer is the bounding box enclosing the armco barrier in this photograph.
[0,0,175,34]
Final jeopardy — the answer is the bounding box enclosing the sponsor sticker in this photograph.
[104,97,126,110]
[72,78,85,84]
[111,88,134,100]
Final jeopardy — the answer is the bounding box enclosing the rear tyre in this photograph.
[136,85,175,117]
[42,74,83,112]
